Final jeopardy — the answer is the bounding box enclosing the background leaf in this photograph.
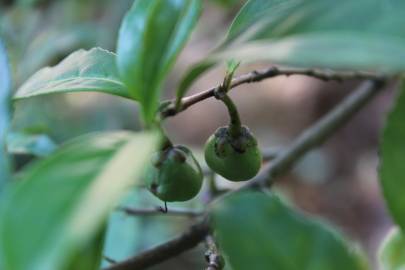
[212,192,367,270]
[116,0,202,124]
[7,132,56,157]
[380,80,405,230]
[378,227,405,270]
[17,25,97,83]
[14,48,131,100]
[0,40,12,188]
[221,0,281,46]
[0,131,158,270]
[216,0,405,71]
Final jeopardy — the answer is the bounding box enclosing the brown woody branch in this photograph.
[107,78,387,270]
[161,66,382,118]
[104,218,210,270]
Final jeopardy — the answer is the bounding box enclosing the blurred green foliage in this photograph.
[378,228,405,270]
[212,192,368,270]
[1,0,138,143]
[0,131,157,270]
[380,81,405,231]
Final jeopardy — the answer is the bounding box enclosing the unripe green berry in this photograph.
[146,145,203,202]
[204,126,261,181]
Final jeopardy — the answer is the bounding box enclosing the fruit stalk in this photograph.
[157,125,173,151]
[218,93,242,138]
[216,61,243,138]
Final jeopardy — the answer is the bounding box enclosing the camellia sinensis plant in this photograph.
[1,0,405,270]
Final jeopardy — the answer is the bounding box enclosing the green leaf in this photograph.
[7,132,57,157]
[380,80,405,230]
[117,0,202,124]
[212,192,367,270]
[64,226,106,270]
[214,0,405,71]
[222,0,281,46]
[0,40,12,188]
[14,48,131,101]
[216,34,405,72]
[378,227,405,270]
[0,131,158,270]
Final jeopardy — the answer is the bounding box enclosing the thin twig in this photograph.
[119,206,203,218]
[204,235,224,270]
[107,78,387,270]
[103,255,117,265]
[103,218,210,270]
[161,66,383,118]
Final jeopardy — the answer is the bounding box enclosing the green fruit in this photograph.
[146,145,203,202]
[204,126,262,181]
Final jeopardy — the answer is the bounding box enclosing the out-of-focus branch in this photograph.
[161,66,383,118]
[103,218,210,270]
[242,79,387,191]
[103,256,117,265]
